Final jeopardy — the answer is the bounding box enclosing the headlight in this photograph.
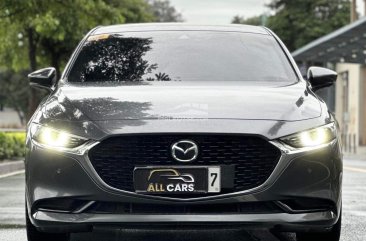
[31,125,87,149]
[280,123,336,148]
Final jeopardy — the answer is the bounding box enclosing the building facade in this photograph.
[292,18,366,154]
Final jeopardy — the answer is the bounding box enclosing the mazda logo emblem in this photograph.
[171,140,198,162]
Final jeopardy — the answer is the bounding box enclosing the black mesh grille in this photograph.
[87,201,283,214]
[89,134,281,195]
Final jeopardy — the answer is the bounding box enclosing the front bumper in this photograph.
[25,135,342,233]
[34,210,336,233]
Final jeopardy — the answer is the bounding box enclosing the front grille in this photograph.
[87,201,283,214]
[89,134,281,196]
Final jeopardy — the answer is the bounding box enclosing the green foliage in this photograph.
[0,0,156,118]
[0,132,26,160]
[232,15,264,26]
[266,0,350,51]
[0,0,155,72]
[147,0,183,22]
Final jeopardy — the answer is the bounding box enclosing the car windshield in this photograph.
[67,31,298,83]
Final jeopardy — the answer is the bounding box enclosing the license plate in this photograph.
[134,166,221,194]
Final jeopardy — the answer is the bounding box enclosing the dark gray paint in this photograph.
[26,24,342,234]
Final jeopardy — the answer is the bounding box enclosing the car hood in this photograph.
[42,81,321,122]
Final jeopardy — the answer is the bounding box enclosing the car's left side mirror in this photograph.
[307,66,337,91]
[28,67,56,91]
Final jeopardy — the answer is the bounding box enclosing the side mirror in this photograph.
[307,66,337,91]
[28,67,56,91]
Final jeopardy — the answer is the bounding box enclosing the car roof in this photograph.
[91,23,269,36]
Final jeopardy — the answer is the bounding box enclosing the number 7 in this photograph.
[210,173,218,187]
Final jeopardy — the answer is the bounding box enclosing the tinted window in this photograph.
[67,31,297,83]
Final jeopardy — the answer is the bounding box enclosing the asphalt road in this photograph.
[0,158,365,241]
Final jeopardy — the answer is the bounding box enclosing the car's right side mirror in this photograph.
[307,66,337,91]
[28,67,56,91]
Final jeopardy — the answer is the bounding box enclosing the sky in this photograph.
[169,0,366,24]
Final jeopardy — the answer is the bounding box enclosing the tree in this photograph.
[0,0,154,120]
[232,15,263,26]
[70,36,157,82]
[0,71,28,125]
[266,0,350,51]
[147,0,183,22]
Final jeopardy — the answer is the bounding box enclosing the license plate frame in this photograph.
[134,166,221,195]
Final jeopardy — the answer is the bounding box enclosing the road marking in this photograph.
[344,166,366,173]
[0,170,25,179]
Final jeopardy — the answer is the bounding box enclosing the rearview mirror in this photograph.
[307,66,337,91]
[28,67,56,91]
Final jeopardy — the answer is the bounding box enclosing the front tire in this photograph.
[296,212,341,241]
[26,204,70,241]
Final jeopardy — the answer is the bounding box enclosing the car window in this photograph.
[67,31,298,83]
